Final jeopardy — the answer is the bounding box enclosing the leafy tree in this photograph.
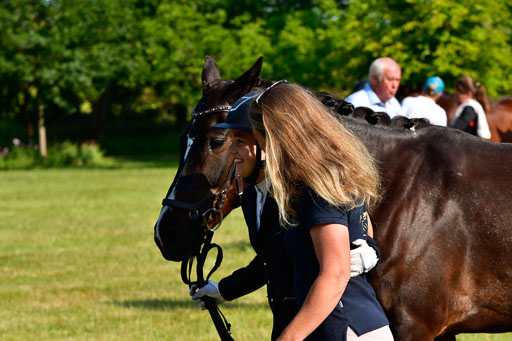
[1,0,512,153]
[0,0,150,145]
[334,0,512,97]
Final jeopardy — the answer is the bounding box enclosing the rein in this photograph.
[181,231,234,341]
[175,161,240,341]
[162,104,241,340]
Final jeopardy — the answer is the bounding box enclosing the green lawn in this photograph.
[1,163,510,340]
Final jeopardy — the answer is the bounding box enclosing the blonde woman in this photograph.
[250,83,393,341]
[193,85,383,340]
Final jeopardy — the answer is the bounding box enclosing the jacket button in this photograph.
[263,262,267,266]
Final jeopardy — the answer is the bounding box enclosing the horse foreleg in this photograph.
[387,313,439,341]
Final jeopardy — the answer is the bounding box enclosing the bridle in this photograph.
[161,104,240,340]
[161,159,241,233]
[161,104,236,231]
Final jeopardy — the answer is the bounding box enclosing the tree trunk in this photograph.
[91,82,113,143]
[38,104,47,158]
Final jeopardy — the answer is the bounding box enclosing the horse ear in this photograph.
[228,56,263,101]
[202,56,221,88]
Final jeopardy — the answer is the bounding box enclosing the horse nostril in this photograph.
[154,206,169,249]
[154,224,163,249]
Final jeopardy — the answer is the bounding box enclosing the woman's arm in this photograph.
[277,223,350,341]
[452,106,477,131]
[368,216,374,238]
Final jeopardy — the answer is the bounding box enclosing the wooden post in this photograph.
[38,104,47,158]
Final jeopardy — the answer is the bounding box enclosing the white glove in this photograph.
[350,239,379,277]
[190,280,225,310]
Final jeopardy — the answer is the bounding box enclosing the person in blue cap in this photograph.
[191,81,385,340]
[401,76,448,126]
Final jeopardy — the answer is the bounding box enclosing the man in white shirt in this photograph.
[401,76,447,126]
[345,57,403,118]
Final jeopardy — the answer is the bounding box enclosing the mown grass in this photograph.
[1,162,510,340]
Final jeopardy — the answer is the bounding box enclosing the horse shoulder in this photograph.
[488,98,512,143]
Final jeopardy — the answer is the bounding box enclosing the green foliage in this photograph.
[355,0,512,97]
[0,143,40,169]
[1,0,512,147]
[44,141,106,167]
[0,141,108,169]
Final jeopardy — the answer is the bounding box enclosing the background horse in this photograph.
[154,57,512,340]
[488,97,512,142]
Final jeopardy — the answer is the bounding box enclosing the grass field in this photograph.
[1,161,510,340]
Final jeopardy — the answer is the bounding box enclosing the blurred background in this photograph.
[1,0,511,168]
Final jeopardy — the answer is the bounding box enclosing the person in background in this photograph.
[450,76,491,139]
[251,82,393,341]
[345,57,403,118]
[401,76,447,126]
[191,85,382,340]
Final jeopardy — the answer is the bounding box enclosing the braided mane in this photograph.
[314,91,431,131]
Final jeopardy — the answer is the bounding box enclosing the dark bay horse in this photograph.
[342,116,512,340]
[154,57,512,340]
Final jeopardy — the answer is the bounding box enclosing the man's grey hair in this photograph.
[369,58,388,82]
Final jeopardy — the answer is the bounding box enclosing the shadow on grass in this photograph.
[111,298,268,311]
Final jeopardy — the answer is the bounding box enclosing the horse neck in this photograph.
[341,117,411,164]
[340,118,420,244]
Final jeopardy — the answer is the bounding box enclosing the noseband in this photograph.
[161,159,241,233]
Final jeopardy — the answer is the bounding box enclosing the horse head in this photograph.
[154,56,263,261]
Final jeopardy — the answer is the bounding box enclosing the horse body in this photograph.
[344,119,512,339]
[155,57,512,340]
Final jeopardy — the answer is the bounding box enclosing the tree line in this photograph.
[1,0,511,146]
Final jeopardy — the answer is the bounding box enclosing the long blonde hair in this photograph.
[250,83,380,225]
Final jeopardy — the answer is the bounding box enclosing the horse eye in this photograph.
[209,137,226,150]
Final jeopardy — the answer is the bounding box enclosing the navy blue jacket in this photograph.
[219,186,297,340]
[285,189,389,340]
[219,186,383,340]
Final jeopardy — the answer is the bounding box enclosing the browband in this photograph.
[191,105,232,118]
